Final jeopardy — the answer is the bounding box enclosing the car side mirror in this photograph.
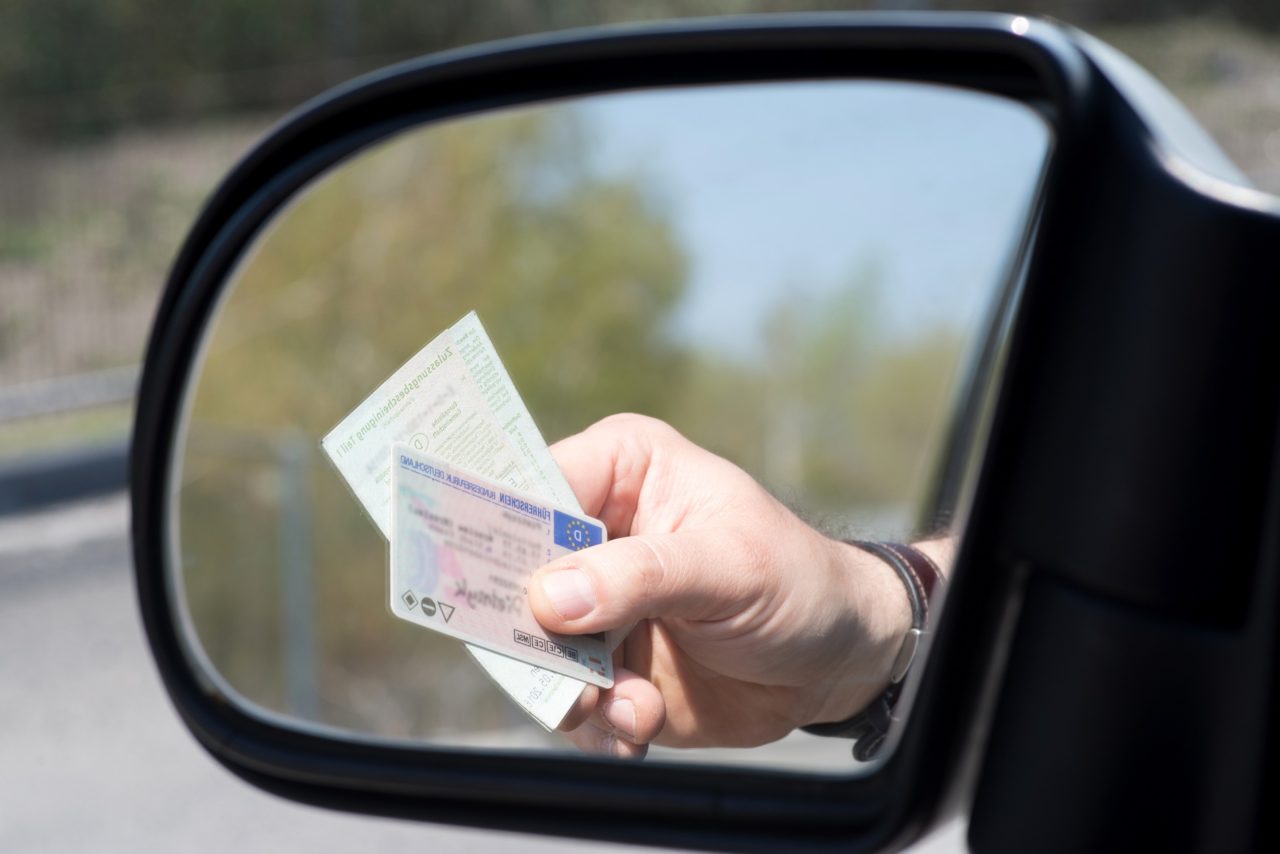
[131,13,1280,852]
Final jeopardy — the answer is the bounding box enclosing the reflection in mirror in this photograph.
[172,80,1049,772]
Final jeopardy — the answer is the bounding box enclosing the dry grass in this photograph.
[0,117,270,386]
[0,404,132,457]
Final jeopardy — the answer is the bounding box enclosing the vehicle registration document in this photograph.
[390,447,613,687]
[321,311,597,727]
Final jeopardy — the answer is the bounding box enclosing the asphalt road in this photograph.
[0,493,618,852]
[0,492,965,853]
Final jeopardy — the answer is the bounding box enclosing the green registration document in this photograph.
[322,311,590,730]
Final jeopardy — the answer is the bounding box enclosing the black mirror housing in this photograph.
[131,13,1280,852]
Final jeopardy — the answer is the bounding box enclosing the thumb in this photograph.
[527,530,761,635]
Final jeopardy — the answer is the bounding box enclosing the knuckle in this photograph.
[594,412,680,443]
[593,412,649,433]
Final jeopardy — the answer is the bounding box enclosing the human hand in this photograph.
[527,414,935,758]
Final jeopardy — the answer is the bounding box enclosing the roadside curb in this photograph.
[0,438,130,517]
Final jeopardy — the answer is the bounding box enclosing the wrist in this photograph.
[804,538,915,727]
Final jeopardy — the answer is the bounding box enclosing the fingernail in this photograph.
[539,569,596,620]
[603,699,636,738]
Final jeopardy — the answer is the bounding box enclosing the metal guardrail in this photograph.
[0,366,138,515]
[0,437,130,516]
[0,365,139,423]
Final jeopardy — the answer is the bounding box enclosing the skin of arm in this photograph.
[526,414,951,758]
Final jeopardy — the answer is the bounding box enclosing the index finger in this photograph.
[550,413,664,536]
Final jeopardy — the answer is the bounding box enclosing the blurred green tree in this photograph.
[679,267,966,526]
[191,107,687,438]
[179,104,689,736]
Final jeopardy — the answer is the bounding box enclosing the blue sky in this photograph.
[577,80,1050,359]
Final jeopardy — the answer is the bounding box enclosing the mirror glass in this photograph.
[170,80,1049,772]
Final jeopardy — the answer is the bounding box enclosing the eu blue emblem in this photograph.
[554,510,602,551]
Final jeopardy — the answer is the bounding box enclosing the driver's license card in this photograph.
[390,444,614,688]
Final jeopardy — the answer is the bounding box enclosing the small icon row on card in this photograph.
[401,590,454,623]
[513,629,579,662]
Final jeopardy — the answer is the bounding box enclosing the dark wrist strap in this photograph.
[801,540,944,760]
[856,540,942,625]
